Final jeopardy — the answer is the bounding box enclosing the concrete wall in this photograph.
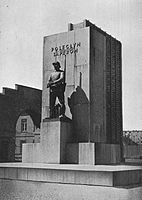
[90,24,122,144]
[90,27,106,143]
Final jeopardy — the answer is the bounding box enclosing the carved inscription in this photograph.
[51,42,81,56]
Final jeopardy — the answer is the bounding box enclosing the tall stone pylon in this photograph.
[23,20,123,164]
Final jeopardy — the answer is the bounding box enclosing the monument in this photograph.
[22,19,122,165]
[0,20,142,200]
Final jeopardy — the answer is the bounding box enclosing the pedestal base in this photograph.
[22,119,121,165]
[0,163,142,200]
[22,118,73,164]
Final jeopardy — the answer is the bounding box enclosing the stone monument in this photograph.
[22,19,122,165]
[0,20,142,200]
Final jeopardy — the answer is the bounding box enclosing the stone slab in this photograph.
[41,119,73,163]
[79,143,95,164]
[0,163,142,187]
[22,143,42,163]
[22,119,73,164]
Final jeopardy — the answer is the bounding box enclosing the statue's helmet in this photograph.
[52,61,61,68]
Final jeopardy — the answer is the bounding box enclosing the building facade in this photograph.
[0,84,41,162]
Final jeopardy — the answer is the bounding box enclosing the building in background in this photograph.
[15,115,40,161]
[0,84,41,162]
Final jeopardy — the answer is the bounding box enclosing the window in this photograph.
[21,119,27,132]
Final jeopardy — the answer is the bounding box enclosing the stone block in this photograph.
[22,144,34,163]
[66,143,79,164]
[95,143,121,164]
[22,143,42,163]
[113,169,142,187]
[40,118,73,163]
[79,143,95,164]
[123,145,142,159]
[0,163,142,188]
[22,118,73,164]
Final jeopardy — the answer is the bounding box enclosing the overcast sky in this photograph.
[0,0,142,130]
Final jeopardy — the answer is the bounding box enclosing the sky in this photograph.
[0,0,142,130]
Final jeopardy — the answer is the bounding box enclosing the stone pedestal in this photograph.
[23,118,121,165]
[0,163,142,200]
[79,143,95,164]
[22,118,73,164]
[22,143,42,163]
[41,118,73,163]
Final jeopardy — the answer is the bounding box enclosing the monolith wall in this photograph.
[42,20,122,144]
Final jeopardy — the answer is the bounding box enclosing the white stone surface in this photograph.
[79,143,95,164]
[22,143,42,163]
[0,179,142,200]
[22,119,73,164]
[0,163,142,171]
[0,163,142,187]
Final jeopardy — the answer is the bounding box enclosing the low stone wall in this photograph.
[0,163,142,200]
[123,145,142,159]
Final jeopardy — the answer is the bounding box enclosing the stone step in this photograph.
[0,163,142,187]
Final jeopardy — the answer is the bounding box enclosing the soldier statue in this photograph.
[47,61,66,118]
